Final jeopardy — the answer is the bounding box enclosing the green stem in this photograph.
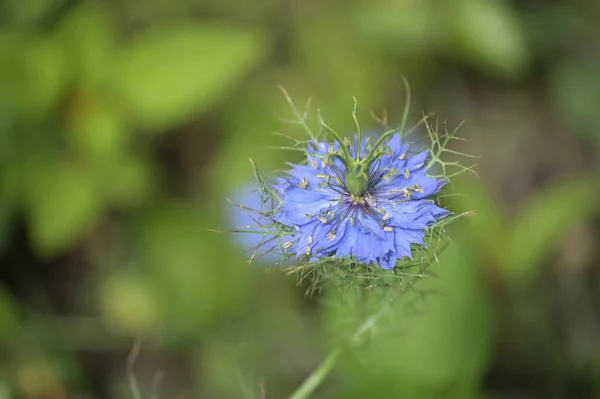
[328,128,353,161]
[288,347,343,399]
[363,128,397,163]
[399,77,411,134]
[352,97,361,161]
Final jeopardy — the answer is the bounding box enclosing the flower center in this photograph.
[344,161,369,197]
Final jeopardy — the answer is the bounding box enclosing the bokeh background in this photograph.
[1,0,600,398]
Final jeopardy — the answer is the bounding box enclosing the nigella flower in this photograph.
[228,182,280,263]
[273,133,449,269]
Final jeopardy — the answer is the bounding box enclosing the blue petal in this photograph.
[357,210,385,238]
[335,224,360,258]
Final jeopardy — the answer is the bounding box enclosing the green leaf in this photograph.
[99,271,161,336]
[0,378,11,399]
[1,0,59,26]
[353,1,441,56]
[134,203,249,341]
[551,55,600,142]
[100,155,156,208]
[25,162,104,257]
[55,2,116,88]
[65,99,130,162]
[505,177,600,281]
[111,23,268,129]
[0,34,69,116]
[446,176,506,262]
[452,0,529,77]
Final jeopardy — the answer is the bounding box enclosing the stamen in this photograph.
[297,177,308,188]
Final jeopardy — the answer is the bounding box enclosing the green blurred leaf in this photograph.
[0,35,69,116]
[505,177,600,281]
[294,21,385,128]
[55,2,116,88]
[99,271,161,336]
[63,97,154,208]
[25,162,104,257]
[101,155,156,208]
[452,0,529,77]
[353,1,441,57]
[135,203,249,340]
[446,176,506,262]
[210,82,292,194]
[1,0,61,26]
[112,23,268,129]
[65,98,130,161]
[0,378,10,399]
[551,55,600,144]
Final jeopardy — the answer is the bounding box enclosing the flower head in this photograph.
[273,133,449,269]
[228,182,280,263]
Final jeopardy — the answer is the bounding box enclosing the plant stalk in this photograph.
[288,347,343,399]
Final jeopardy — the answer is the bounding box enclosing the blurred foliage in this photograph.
[0,0,600,398]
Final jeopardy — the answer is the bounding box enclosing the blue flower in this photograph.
[228,182,280,263]
[273,134,449,269]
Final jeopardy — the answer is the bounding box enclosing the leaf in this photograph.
[0,34,68,116]
[1,0,59,26]
[111,23,268,129]
[452,0,530,77]
[505,176,600,281]
[55,2,116,87]
[99,271,161,335]
[445,176,506,262]
[353,1,440,56]
[101,155,156,208]
[134,204,250,341]
[65,98,130,161]
[25,162,104,257]
[551,55,600,141]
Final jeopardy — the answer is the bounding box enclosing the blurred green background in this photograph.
[1,0,600,398]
